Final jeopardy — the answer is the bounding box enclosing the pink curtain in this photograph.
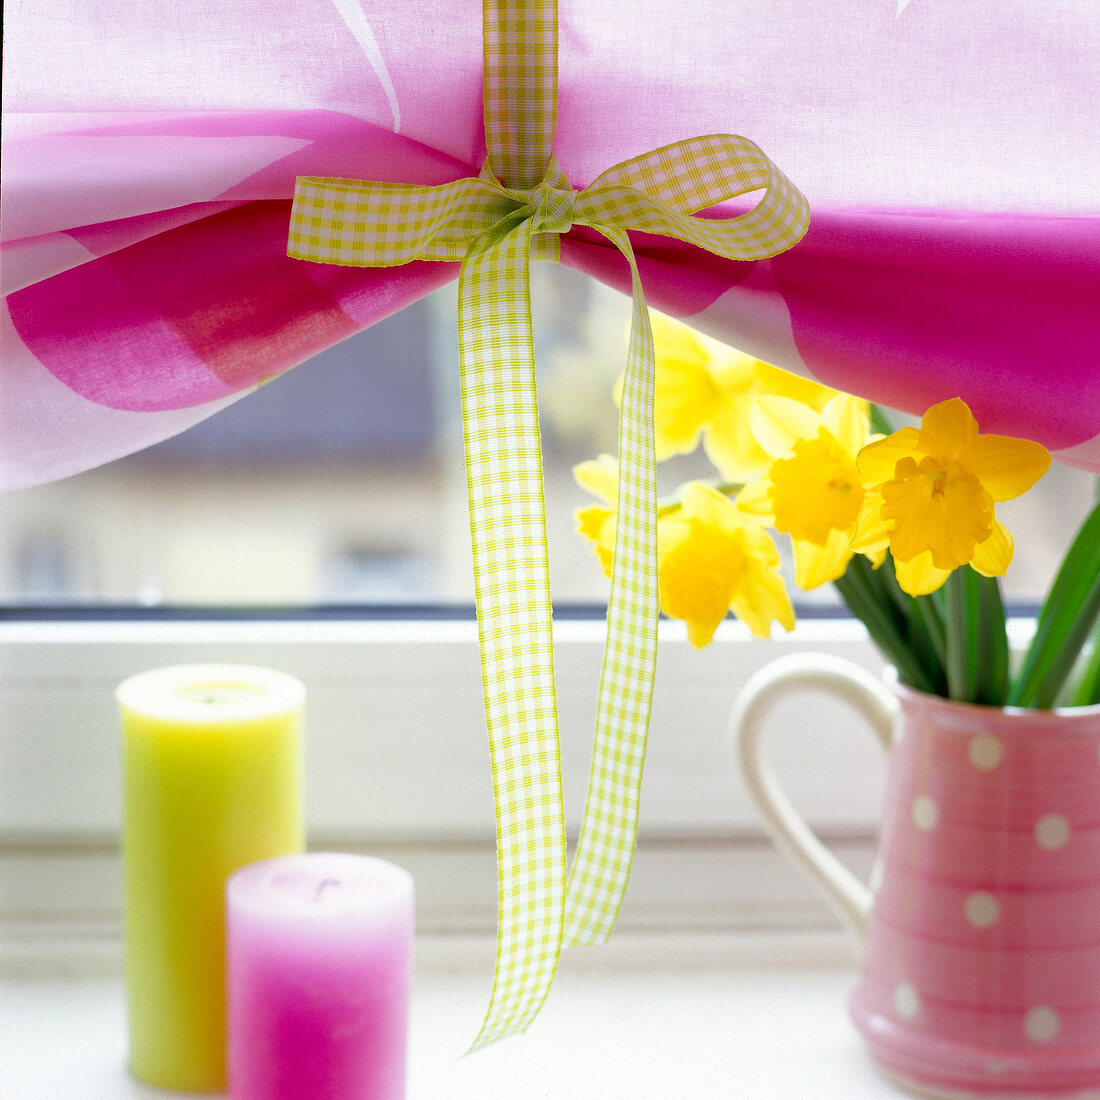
[3,0,1098,488]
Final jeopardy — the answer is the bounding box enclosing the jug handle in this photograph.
[729,652,898,940]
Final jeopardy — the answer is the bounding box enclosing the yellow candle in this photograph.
[118,663,305,1093]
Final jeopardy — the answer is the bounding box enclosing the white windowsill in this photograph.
[1,931,896,1100]
[3,614,995,1098]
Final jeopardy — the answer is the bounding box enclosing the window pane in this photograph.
[0,265,1093,609]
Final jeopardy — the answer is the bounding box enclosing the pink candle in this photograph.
[227,853,415,1100]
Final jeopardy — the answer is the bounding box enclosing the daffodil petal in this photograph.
[573,454,619,504]
[708,347,761,389]
[575,503,609,543]
[753,361,839,411]
[730,560,795,636]
[656,514,690,555]
[595,516,617,577]
[894,552,951,596]
[684,615,724,648]
[918,397,978,462]
[749,395,822,458]
[734,477,775,523]
[849,492,892,553]
[657,484,791,644]
[856,426,921,484]
[863,544,888,569]
[651,311,711,366]
[575,504,616,578]
[703,396,770,481]
[821,393,871,456]
[970,519,1014,577]
[678,480,740,531]
[652,356,720,459]
[737,520,783,569]
[793,529,854,590]
[969,434,1052,502]
[657,529,739,646]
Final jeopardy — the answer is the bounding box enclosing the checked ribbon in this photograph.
[288,0,808,1049]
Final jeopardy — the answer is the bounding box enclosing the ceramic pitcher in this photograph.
[731,652,1100,1099]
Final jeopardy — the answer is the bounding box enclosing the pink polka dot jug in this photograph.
[733,653,1100,1099]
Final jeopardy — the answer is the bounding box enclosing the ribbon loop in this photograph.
[575,135,810,261]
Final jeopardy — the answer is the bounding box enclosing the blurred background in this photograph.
[1,265,1092,612]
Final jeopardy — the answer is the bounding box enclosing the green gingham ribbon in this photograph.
[288,0,808,1049]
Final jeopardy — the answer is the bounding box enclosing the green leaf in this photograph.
[1069,619,1100,707]
[1008,497,1100,708]
[877,554,947,695]
[974,572,1009,705]
[869,404,895,438]
[875,552,912,618]
[944,566,979,703]
[835,555,939,695]
[942,566,1007,704]
[909,593,948,695]
[913,592,946,668]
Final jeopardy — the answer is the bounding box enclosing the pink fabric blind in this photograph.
[2,0,1098,487]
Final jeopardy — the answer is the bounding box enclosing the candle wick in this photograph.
[315,877,340,901]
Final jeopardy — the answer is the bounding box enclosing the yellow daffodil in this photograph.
[640,313,839,482]
[659,482,794,646]
[850,397,1051,595]
[737,392,875,589]
[573,453,619,577]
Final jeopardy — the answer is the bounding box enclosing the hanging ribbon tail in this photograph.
[558,136,810,946]
[457,217,568,1052]
[562,223,659,946]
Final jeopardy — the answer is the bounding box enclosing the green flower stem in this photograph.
[942,566,1007,705]
[975,572,1009,705]
[867,554,946,695]
[913,592,946,667]
[1069,619,1100,707]
[875,553,911,617]
[835,557,938,695]
[909,594,949,695]
[944,567,979,703]
[1008,497,1100,708]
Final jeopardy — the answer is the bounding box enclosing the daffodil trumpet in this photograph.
[574,314,1100,709]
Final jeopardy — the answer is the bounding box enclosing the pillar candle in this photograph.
[118,663,305,1092]
[227,852,415,1100]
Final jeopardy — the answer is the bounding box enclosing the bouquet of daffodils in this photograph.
[576,315,1100,708]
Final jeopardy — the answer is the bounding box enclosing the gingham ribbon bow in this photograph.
[288,0,808,1051]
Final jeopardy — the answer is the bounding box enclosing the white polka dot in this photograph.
[1025,1005,1060,1043]
[964,891,1000,928]
[893,982,920,1020]
[1035,813,1071,850]
[968,734,1003,770]
[912,795,939,830]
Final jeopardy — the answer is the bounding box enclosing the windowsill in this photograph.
[0,617,933,1096]
[1,930,897,1099]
